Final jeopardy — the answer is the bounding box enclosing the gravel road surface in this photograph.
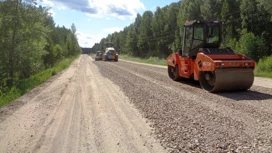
[95,56,272,152]
[0,54,271,153]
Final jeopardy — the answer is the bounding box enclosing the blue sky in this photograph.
[40,0,180,48]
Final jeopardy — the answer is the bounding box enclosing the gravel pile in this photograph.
[94,60,272,152]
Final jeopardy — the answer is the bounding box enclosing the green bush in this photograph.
[0,56,77,107]
[52,70,56,76]
[237,32,267,62]
[256,56,272,72]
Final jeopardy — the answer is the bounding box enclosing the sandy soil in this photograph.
[253,77,272,89]
[0,55,166,153]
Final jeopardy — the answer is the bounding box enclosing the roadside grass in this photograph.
[254,70,272,78]
[255,56,272,78]
[254,56,272,78]
[119,54,167,66]
[0,56,78,107]
[119,54,272,78]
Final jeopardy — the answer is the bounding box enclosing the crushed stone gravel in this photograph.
[94,59,272,152]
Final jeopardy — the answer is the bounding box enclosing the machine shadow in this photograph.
[177,79,202,89]
[216,90,272,101]
[176,79,272,101]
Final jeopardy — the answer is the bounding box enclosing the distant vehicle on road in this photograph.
[95,51,103,61]
[102,42,118,62]
[103,47,118,62]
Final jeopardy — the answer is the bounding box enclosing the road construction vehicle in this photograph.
[103,47,118,61]
[102,42,118,62]
[95,51,103,61]
[167,20,255,92]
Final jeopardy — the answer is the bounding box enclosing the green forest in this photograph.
[0,0,81,94]
[92,0,272,73]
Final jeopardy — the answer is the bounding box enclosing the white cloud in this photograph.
[40,0,54,7]
[39,0,144,47]
[89,0,145,19]
[47,8,56,17]
[76,27,123,48]
[77,31,95,48]
[76,31,105,48]
[41,0,145,19]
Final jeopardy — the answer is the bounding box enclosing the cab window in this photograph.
[183,26,193,57]
[207,25,219,43]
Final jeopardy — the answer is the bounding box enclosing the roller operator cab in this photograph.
[167,20,256,92]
